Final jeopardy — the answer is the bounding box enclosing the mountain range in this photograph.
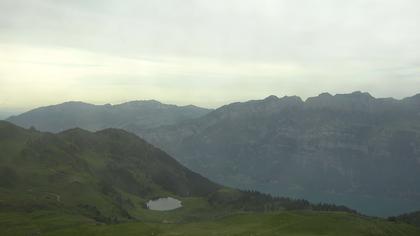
[6,92,420,216]
[1,120,419,235]
[6,100,211,132]
[139,92,420,216]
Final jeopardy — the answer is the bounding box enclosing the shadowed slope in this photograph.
[140,92,420,216]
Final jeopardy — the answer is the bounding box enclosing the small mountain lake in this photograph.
[146,197,182,211]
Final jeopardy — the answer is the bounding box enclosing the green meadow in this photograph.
[1,210,419,236]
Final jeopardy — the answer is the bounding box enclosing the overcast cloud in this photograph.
[0,0,419,110]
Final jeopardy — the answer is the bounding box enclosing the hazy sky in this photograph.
[1,0,419,110]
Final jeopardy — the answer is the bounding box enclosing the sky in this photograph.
[0,0,419,112]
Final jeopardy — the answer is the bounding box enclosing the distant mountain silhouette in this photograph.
[6,92,420,216]
[7,100,211,132]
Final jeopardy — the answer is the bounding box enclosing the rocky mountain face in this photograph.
[5,92,420,216]
[6,100,211,132]
[140,92,420,216]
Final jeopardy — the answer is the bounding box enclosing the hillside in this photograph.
[2,210,419,236]
[390,211,420,228]
[1,121,419,235]
[6,92,420,216]
[0,120,224,222]
[139,92,420,216]
[6,100,211,132]
[0,121,357,221]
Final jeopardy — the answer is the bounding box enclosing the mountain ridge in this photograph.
[7,100,212,132]
[138,92,420,216]
[2,113,420,235]
[4,92,420,216]
[0,121,361,221]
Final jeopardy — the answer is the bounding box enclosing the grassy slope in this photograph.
[391,211,420,228]
[1,121,419,235]
[0,120,222,223]
[1,210,419,236]
[0,120,357,224]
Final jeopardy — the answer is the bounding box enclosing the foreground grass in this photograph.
[1,210,419,236]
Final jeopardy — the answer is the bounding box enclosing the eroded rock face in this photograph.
[140,92,420,216]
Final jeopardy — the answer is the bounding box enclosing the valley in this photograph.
[3,120,411,235]
[8,92,420,216]
[2,0,419,234]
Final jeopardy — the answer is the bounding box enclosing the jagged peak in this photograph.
[306,93,329,101]
[59,127,93,136]
[402,93,420,106]
[345,91,374,99]
[215,95,303,115]
[307,91,374,102]
[181,104,211,110]
[15,101,95,117]
[262,95,303,104]
[403,93,420,100]
[118,99,163,106]
[304,91,378,111]
[318,92,333,97]
[60,101,92,106]
[263,95,280,102]
[279,95,303,103]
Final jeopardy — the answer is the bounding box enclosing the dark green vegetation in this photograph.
[140,92,420,216]
[2,210,419,236]
[7,100,211,132]
[389,211,420,228]
[0,121,356,218]
[0,120,221,223]
[6,92,420,216]
[0,121,418,235]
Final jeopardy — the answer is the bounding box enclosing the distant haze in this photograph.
[0,0,419,110]
[0,109,24,120]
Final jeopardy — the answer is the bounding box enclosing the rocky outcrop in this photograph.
[139,92,420,216]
